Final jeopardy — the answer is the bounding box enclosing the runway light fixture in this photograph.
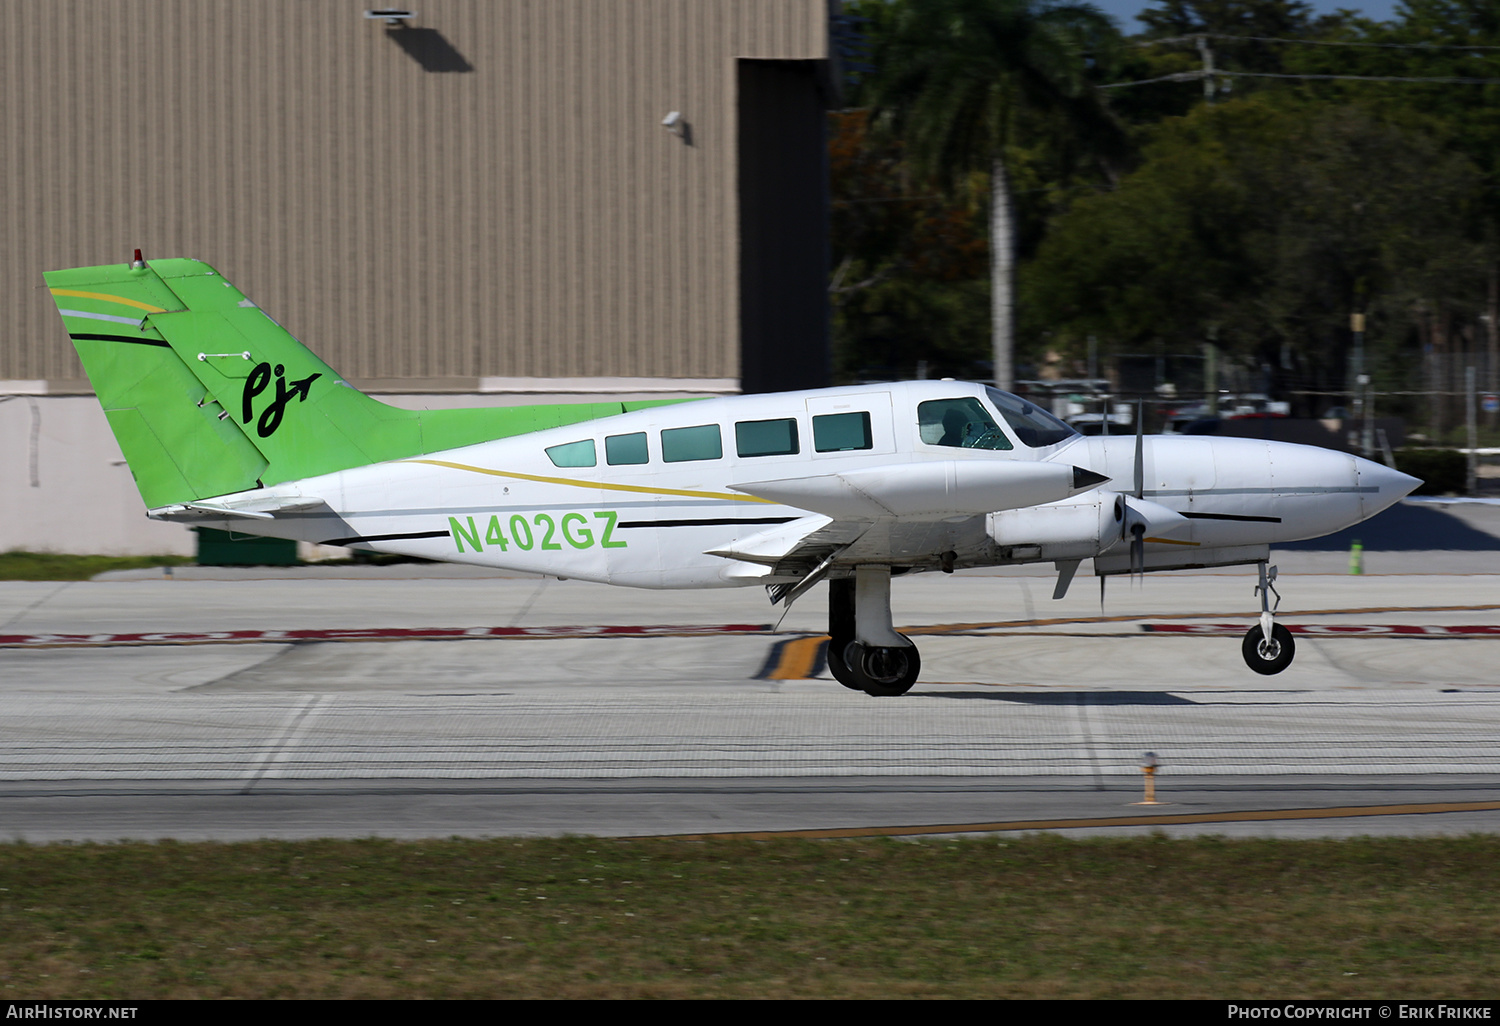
[1133,751,1165,806]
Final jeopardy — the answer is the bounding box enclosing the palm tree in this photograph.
[867,0,1125,389]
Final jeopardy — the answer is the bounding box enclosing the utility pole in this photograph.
[1196,35,1216,104]
[1204,333,1218,417]
[1488,269,1498,430]
[1351,311,1370,458]
[1468,366,1478,497]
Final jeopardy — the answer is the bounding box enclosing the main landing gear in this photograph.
[827,566,921,697]
[1242,562,1295,675]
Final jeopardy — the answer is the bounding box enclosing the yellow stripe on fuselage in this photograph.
[405,458,775,503]
[49,289,167,314]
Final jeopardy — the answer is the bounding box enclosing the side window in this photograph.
[735,418,799,458]
[917,398,1012,451]
[812,411,872,452]
[545,439,597,468]
[605,432,649,466]
[661,423,723,463]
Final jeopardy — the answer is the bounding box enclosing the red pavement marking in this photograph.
[0,624,775,648]
[1143,624,1500,636]
[7,622,1496,649]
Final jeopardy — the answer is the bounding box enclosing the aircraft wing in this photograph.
[703,514,873,603]
[709,459,1109,603]
[705,514,867,573]
[727,460,1105,519]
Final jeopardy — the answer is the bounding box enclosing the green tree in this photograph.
[828,109,992,381]
[1024,99,1484,405]
[865,0,1126,389]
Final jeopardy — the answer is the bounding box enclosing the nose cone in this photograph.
[1357,457,1421,519]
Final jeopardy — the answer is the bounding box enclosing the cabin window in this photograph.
[812,411,872,452]
[917,398,1012,450]
[735,418,799,458]
[545,439,597,468]
[985,387,1078,447]
[605,432,649,466]
[661,423,723,463]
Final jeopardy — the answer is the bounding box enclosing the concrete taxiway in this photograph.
[2,499,1499,842]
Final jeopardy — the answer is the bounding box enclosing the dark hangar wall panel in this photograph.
[1,0,831,387]
[737,59,832,394]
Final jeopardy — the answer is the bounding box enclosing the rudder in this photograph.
[47,258,270,508]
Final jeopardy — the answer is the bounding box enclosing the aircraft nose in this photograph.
[1357,457,1421,518]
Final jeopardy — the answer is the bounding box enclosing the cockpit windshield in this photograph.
[984,388,1078,448]
[917,397,1013,451]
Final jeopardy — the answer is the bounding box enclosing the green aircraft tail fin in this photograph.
[47,256,682,509]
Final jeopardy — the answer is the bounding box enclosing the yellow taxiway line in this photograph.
[655,800,1500,841]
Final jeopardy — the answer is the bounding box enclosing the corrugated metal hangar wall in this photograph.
[1,0,836,553]
[2,0,834,389]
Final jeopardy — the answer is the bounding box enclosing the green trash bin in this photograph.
[194,527,298,566]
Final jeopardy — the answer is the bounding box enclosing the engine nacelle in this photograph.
[986,491,1188,563]
[986,495,1116,562]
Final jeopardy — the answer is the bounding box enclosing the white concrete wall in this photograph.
[1,385,734,556]
[0,395,195,556]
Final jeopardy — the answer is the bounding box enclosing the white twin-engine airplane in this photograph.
[49,256,1420,696]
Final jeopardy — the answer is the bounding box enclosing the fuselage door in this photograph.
[805,391,896,459]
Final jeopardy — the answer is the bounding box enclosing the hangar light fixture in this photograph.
[365,8,416,27]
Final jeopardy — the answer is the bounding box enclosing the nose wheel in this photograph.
[1242,563,1295,674]
[1242,622,1295,674]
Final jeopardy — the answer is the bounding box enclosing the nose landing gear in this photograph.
[826,567,921,696]
[1242,562,1295,674]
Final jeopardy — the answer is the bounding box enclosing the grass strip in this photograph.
[0,552,194,582]
[2,833,1499,999]
[0,551,434,581]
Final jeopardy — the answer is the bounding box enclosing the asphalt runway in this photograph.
[3,499,1500,843]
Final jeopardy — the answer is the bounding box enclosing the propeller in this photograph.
[1099,403,1189,605]
[1101,400,1155,608]
[1131,399,1145,583]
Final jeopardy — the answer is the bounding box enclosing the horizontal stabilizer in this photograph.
[149,496,327,522]
[729,460,1101,520]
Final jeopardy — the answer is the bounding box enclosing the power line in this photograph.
[1109,33,1500,90]
[1223,69,1500,84]
[1103,68,1500,88]
[1139,33,1500,52]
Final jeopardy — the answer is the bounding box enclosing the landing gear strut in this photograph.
[1242,562,1295,675]
[826,566,921,696]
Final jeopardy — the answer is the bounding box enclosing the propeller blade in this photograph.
[1131,522,1145,583]
[1133,399,1145,500]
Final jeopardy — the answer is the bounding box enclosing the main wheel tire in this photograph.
[844,639,921,697]
[1242,623,1295,675]
[825,635,866,691]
